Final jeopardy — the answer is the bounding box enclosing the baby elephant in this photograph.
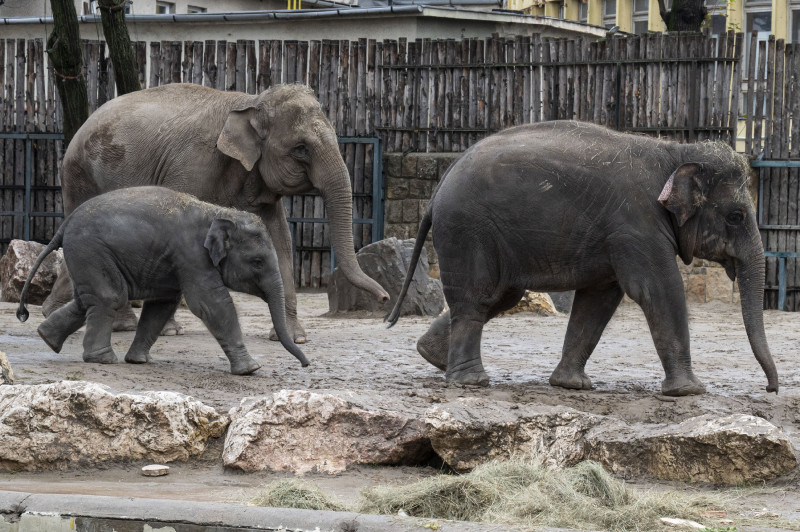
[17,187,309,374]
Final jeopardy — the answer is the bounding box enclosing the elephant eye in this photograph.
[291,144,309,159]
[251,258,265,269]
[726,211,745,225]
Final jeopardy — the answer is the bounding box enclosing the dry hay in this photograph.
[249,459,728,531]
[248,478,345,512]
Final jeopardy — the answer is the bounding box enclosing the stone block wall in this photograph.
[382,152,740,304]
[383,152,461,278]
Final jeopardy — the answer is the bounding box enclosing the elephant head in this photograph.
[659,144,778,393]
[216,84,389,304]
[204,216,310,367]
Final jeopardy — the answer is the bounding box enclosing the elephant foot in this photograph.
[37,325,66,354]
[549,364,593,390]
[83,347,119,364]
[446,361,490,387]
[269,319,307,344]
[160,318,185,336]
[417,335,448,371]
[661,374,706,396]
[113,308,138,332]
[229,355,261,376]
[124,350,151,364]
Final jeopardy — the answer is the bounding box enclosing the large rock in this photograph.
[585,413,798,484]
[425,400,605,471]
[223,390,432,474]
[0,382,228,471]
[327,237,444,316]
[0,239,63,304]
[499,291,559,316]
[424,400,797,484]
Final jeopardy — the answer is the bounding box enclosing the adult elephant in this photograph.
[44,83,389,342]
[387,120,778,396]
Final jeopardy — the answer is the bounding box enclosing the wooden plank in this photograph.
[270,40,282,86]
[443,39,454,151]
[297,41,308,85]
[203,40,216,88]
[257,40,270,92]
[149,41,161,88]
[183,41,193,85]
[337,40,350,136]
[745,32,758,154]
[235,40,247,92]
[318,41,331,117]
[753,40,767,155]
[727,33,744,147]
[246,40,257,94]
[192,41,203,86]
[402,40,416,152]
[356,39,368,136]
[215,41,227,91]
[226,42,237,91]
[366,39,377,138]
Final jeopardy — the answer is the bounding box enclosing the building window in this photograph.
[579,0,588,22]
[156,1,175,14]
[188,5,207,13]
[632,0,648,33]
[792,6,800,43]
[603,0,616,28]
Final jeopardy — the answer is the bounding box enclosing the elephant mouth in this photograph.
[722,260,736,282]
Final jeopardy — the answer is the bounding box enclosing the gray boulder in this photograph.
[327,237,444,316]
[0,239,63,304]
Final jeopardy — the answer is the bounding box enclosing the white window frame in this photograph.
[632,0,648,34]
[578,0,588,22]
[187,5,207,13]
[156,1,176,14]
[603,0,616,28]
[791,1,800,43]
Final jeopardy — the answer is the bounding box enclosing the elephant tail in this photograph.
[385,205,433,328]
[17,223,66,323]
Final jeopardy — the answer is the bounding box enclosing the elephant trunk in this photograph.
[313,146,389,304]
[262,274,309,367]
[736,249,779,393]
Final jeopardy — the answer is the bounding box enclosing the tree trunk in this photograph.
[47,0,88,147]
[657,0,708,32]
[98,0,141,95]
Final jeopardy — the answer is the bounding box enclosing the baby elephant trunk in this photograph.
[262,274,310,367]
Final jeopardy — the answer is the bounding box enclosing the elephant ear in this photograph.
[217,107,262,172]
[204,219,236,267]
[658,163,705,227]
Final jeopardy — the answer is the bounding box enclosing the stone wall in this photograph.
[382,152,739,304]
[383,152,461,278]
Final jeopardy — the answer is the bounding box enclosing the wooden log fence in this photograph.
[2,32,799,297]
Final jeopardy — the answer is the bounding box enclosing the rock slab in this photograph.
[499,291,559,316]
[327,237,444,316]
[223,390,432,474]
[425,399,605,471]
[425,400,797,484]
[0,382,228,471]
[586,413,798,484]
[0,239,63,304]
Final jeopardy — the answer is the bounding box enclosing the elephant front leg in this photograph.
[617,255,705,396]
[184,285,261,375]
[550,283,624,391]
[261,203,306,344]
[125,297,182,364]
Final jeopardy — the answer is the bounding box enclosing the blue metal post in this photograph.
[778,257,786,311]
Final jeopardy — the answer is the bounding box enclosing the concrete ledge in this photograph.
[0,490,513,531]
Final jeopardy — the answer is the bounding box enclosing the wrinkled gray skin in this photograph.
[18,187,309,374]
[388,121,779,397]
[44,83,390,342]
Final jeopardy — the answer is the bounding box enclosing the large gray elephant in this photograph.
[388,120,779,397]
[18,187,309,374]
[44,83,389,342]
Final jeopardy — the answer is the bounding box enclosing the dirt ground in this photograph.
[1,292,799,527]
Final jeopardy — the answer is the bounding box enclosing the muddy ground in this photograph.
[1,292,799,526]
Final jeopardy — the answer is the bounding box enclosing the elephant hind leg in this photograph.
[38,300,87,353]
[417,289,524,373]
[549,282,624,390]
[126,297,181,364]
